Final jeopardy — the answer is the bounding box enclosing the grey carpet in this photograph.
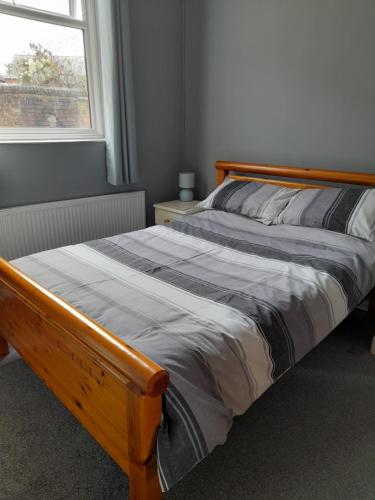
[0,310,374,500]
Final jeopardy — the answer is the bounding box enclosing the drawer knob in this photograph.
[164,218,170,224]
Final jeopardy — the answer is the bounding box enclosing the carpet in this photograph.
[0,310,374,500]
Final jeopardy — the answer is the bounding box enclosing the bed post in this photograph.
[0,333,9,358]
[368,289,375,355]
[127,388,164,500]
[129,457,162,500]
[215,162,229,185]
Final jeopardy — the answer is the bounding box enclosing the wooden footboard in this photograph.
[0,258,169,499]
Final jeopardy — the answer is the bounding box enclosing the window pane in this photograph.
[15,0,70,17]
[0,13,90,129]
[75,0,83,20]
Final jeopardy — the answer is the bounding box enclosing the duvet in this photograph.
[12,210,375,490]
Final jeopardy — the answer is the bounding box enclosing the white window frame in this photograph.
[0,0,104,142]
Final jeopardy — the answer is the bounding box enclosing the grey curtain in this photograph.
[96,0,138,185]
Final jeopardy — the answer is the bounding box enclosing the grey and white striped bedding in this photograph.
[12,210,375,490]
[277,187,375,241]
[197,178,299,224]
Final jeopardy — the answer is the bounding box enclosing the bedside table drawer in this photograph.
[155,209,183,225]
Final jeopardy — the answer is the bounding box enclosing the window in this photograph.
[0,0,103,141]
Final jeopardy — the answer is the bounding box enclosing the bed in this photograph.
[1,161,374,499]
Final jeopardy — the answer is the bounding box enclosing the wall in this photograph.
[184,0,375,198]
[3,0,375,219]
[0,0,183,224]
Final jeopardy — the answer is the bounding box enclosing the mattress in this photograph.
[12,209,375,490]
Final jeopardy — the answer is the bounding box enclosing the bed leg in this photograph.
[0,334,9,358]
[129,458,162,500]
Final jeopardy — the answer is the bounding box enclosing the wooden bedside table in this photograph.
[154,200,202,225]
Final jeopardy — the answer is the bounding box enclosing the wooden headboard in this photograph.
[215,160,375,189]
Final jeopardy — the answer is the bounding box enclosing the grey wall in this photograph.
[3,0,375,218]
[0,0,183,224]
[185,0,375,198]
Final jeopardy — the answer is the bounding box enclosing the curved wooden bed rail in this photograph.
[0,256,167,499]
[0,257,169,397]
[216,160,375,187]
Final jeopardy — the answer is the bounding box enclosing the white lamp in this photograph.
[179,171,195,202]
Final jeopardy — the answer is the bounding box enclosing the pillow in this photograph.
[197,178,300,224]
[276,187,375,241]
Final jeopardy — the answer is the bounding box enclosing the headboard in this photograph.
[215,160,375,189]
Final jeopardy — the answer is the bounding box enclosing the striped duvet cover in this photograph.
[12,210,375,490]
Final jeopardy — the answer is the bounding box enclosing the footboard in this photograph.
[0,258,169,500]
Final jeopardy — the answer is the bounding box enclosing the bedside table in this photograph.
[154,200,202,225]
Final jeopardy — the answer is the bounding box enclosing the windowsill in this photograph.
[0,136,106,145]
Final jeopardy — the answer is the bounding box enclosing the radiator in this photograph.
[0,191,145,260]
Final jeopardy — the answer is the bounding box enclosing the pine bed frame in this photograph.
[1,161,374,499]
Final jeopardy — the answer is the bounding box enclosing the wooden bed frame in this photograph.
[1,160,374,499]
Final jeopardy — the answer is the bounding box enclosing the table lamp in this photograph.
[179,171,195,202]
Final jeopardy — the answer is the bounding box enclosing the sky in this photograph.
[0,1,84,75]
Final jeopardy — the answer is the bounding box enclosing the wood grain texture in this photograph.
[127,389,163,499]
[0,257,167,499]
[0,258,168,398]
[216,160,375,187]
[227,174,331,190]
[0,333,9,358]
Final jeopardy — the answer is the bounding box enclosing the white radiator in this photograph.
[0,191,145,260]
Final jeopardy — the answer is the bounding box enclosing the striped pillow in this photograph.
[277,187,375,241]
[197,178,300,224]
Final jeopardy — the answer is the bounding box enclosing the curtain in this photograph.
[96,0,138,185]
